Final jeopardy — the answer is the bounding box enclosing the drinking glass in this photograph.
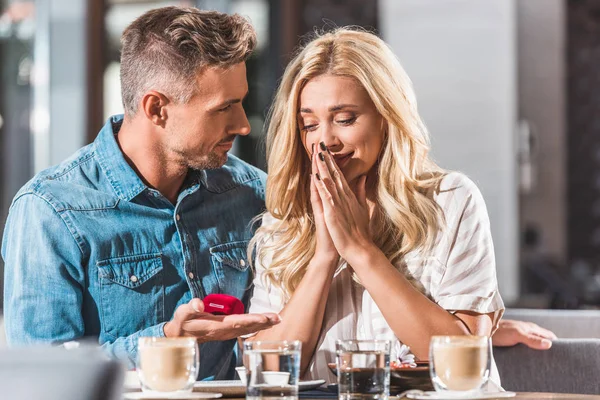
[429,335,491,395]
[243,340,302,400]
[335,340,391,400]
[136,337,199,393]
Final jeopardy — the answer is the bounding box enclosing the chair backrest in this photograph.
[0,346,124,400]
[503,308,600,338]
[494,339,600,394]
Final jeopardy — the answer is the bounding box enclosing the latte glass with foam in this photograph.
[137,337,199,393]
[429,335,491,395]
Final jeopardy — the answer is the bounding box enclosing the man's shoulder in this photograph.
[203,155,266,194]
[13,143,116,212]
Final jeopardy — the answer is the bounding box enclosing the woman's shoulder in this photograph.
[260,211,278,227]
[433,171,488,216]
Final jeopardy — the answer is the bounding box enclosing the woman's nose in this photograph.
[318,125,340,150]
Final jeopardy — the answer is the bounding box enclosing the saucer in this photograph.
[194,379,326,397]
[124,392,222,399]
[405,390,516,399]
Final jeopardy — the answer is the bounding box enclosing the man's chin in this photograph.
[189,152,228,170]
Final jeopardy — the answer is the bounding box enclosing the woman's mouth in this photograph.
[332,152,354,168]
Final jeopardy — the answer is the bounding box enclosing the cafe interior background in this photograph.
[0,0,598,342]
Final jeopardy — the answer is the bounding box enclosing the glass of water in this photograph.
[335,340,391,400]
[243,340,302,400]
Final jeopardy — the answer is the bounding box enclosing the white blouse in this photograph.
[247,172,505,385]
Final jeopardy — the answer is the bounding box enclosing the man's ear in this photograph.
[140,90,169,128]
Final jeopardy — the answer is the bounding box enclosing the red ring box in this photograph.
[203,294,244,315]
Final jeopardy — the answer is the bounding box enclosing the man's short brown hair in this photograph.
[120,6,257,116]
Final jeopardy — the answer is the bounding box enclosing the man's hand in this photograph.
[492,319,557,350]
[163,298,281,341]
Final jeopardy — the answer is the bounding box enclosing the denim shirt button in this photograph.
[239,259,246,267]
[176,214,181,221]
[129,275,138,283]
[188,272,194,279]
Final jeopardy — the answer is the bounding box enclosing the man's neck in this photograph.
[117,117,187,204]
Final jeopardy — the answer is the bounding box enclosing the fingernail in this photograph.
[316,173,321,180]
[319,152,325,161]
[191,299,201,313]
[320,142,327,151]
[541,339,552,348]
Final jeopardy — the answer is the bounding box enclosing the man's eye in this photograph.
[218,104,232,112]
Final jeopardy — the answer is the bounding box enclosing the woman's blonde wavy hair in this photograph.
[249,27,446,301]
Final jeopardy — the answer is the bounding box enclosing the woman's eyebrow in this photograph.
[299,104,359,113]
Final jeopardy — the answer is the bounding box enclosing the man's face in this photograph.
[163,62,250,170]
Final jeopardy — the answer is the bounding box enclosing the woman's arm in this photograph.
[250,257,337,373]
[313,150,500,359]
[349,247,494,358]
[249,152,339,374]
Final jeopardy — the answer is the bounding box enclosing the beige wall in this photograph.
[380,0,519,302]
[517,0,567,265]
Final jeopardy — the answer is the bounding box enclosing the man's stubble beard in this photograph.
[187,150,228,171]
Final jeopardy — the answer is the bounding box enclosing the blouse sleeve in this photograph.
[247,256,285,315]
[243,214,286,337]
[433,174,504,323]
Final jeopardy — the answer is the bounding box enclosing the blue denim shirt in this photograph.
[2,115,266,380]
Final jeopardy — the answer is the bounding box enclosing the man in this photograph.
[2,6,279,380]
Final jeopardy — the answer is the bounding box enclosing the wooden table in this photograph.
[256,395,600,400]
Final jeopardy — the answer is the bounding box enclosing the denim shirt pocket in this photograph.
[209,241,251,302]
[97,252,164,339]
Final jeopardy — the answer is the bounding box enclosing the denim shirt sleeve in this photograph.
[2,192,164,367]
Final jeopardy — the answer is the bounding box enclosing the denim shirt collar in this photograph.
[94,115,148,202]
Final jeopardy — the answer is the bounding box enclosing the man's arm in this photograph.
[2,193,167,367]
[2,193,87,345]
[2,193,280,368]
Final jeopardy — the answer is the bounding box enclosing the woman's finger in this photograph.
[316,147,341,205]
[314,163,336,211]
[319,143,352,198]
[310,146,324,213]
[522,333,553,350]
[356,175,368,210]
[530,324,558,340]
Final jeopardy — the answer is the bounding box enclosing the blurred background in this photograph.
[0,0,597,312]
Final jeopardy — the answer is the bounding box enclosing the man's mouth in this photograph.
[332,152,354,168]
[216,140,234,150]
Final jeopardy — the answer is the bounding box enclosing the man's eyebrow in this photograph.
[215,91,250,108]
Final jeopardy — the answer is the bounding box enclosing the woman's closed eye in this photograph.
[301,123,318,132]
[336,116,357,126]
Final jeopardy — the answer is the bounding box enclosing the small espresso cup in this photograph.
[137,337,199,393]
[429,335,491,394]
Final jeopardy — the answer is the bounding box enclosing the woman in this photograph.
[246,27,504,384]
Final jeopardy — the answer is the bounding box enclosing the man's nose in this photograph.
[235,108,251,137]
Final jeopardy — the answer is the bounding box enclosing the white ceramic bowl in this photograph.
[236,367,291,386]
[235,367,247,385]
[261,371,291,385]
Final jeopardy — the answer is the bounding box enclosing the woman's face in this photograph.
[298,74,385,184]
